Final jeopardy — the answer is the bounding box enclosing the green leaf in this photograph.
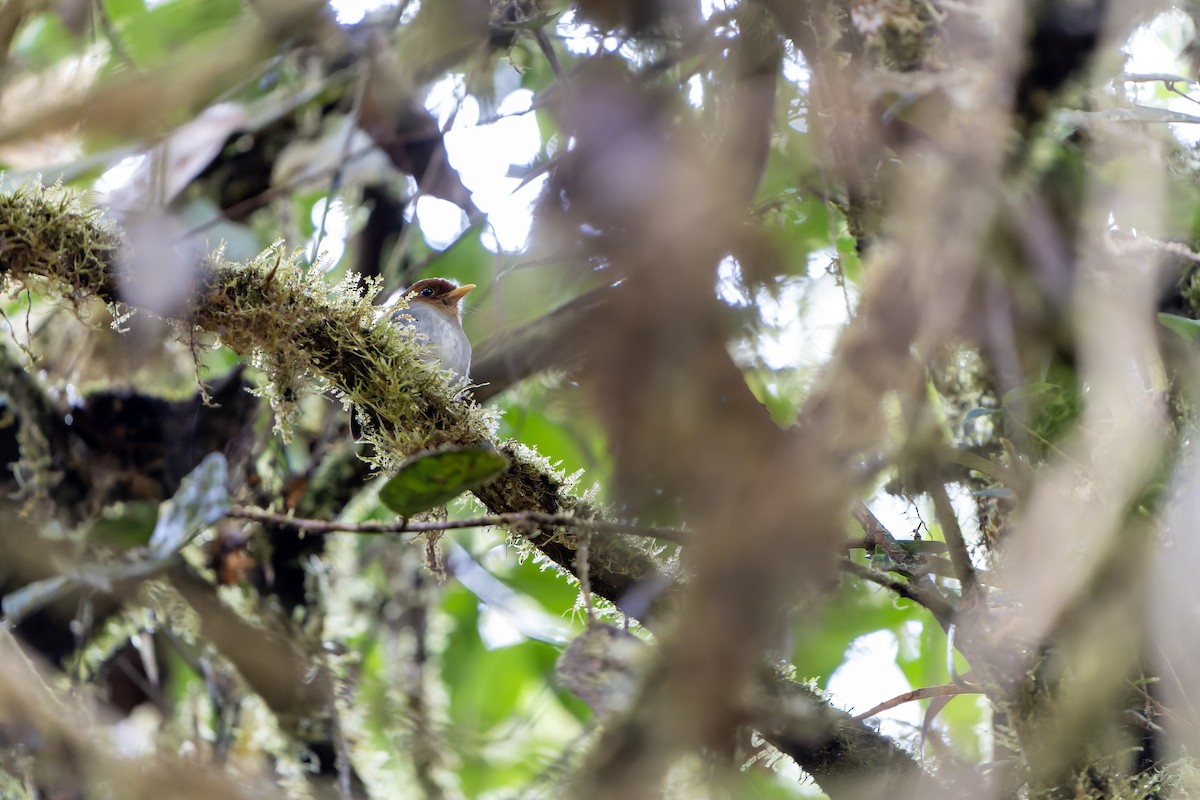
[148,452,230,560]
[116,0,242,66]
[105,0,148,24]
[793,570,925,686]
[972,486,1016,499]
[88,500,159,549]
[963,406,1000,424]
[14,14,80,68]
[379,446,509,516]
[495,400,607,486]
[1158,312,1200,341]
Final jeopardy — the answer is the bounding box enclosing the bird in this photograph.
[392,278,476,385]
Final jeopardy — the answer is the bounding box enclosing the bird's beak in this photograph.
[446,283,476,304]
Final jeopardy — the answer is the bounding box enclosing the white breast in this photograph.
[395,304,472,384]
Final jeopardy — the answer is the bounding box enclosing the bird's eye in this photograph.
[420,287,435,297]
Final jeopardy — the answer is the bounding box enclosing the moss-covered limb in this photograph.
[194,250,671,605]
[748,674,935,800]
[0,187,122,304]
[0,186,945,796]
[190,248,485,459]
[0,184,669,614]
[475,442,674,619]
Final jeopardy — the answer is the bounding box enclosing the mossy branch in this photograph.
[0,184,664,611]
[0,185,929,792]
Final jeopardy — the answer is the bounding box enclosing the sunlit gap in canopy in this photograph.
[419,71,545,253]
[783,48,812,133]
[556,10,627,57]
[308,197,350,267]
[328,0,407,25]
[716,250,854,372]
[95,154,146,194]
[557,2,729,65]
[1122,7,1200,145]
[826,628,922,740]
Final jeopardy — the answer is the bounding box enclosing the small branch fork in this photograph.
[852,682,979,722]
[839,559,956,627]
[226,505,688,544]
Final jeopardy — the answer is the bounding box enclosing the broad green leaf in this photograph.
[972,486,1016,499]
[88,500,159,548]
[148,452,230,560]
[105,0,148,24]
[963,406,1000,424]
[14,15,79,68]
[379,446,509,516]
[501,544,581,616]
[1158,312,1200,340]
[495,400,607,486]
[793,570,925,687]
[116,0,242,66]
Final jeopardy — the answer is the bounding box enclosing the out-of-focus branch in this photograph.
[839,559,955,627]
[928,479,978,597]
[750,675,937,800]
[470,285,611,401]
[167,565,333,722]
[535,22,941,795]
[0,628,285,800]
[0,3,326,147]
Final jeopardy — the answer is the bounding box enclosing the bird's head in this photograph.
[405,278,476,321]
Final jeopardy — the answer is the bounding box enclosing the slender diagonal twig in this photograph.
[227,505,689,544]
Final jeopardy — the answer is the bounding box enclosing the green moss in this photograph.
[0,184,122,305]
[0,182,668,607]
[0,184,494,470]
[1180,262,1200,317]
[190,246,493,469]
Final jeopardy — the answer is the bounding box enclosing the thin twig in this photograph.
[311,68,371,267]
[92,0,138,70]
[839,559,955,627]
[852,682,979,722]
[928,480,977,596]
[578,528,595,622]
[227,505,689,543]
